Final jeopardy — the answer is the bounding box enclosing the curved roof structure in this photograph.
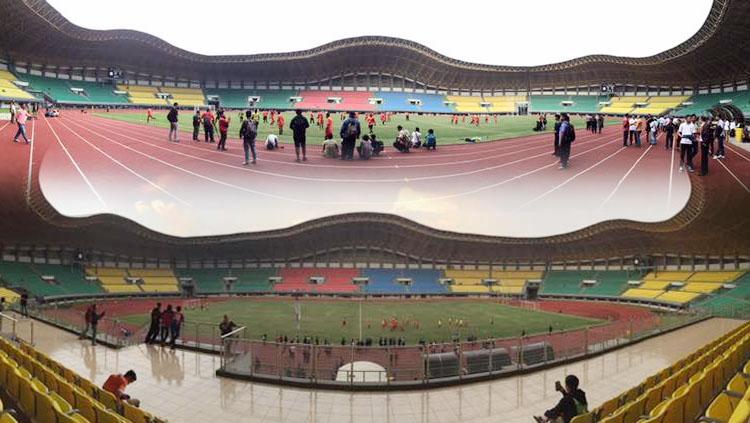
[1,0,748,89]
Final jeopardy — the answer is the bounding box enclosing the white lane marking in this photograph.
[518,145,628,210]
[598,145,654,210]
[716,159,750,194]
[26,118,36,198]
[43,117,107,208]
[55,119,192,207]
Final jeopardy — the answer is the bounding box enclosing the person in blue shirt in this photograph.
[339,111,361,160]
[425,129,437,150]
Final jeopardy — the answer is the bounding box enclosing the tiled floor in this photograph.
[28,317,742,423]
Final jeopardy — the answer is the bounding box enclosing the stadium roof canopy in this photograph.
[1,0,748,90]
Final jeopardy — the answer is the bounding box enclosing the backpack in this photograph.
[243,121,257,140]
[346,120,358,138]
[566,124,576,143]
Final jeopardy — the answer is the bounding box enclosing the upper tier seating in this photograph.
[0,262,69,297]
[0,288,20,304]
[483,95,527,113]
[361,269,446,294]
[445,269,542,294]
[161,87,205,107]
[530,95,602,114]
[445,96,486,113]
[634,96,690,115]
[374,92,455,113]
[274,268,360,293]
[128,269,179,293]
[116,84,166,106]
[675,91,750,116]
[0,70,35,101]
[20,74,91,104]
[175,268,275,293]
[296,90,375,111]
[541,271,631,296]
[599,96,650,115]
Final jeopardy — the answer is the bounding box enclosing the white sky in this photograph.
[47,0,712,67]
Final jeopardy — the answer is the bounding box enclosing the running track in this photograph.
[0,114,712,238]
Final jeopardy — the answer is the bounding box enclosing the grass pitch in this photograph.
[95,111,617,146]
[120,298,601,344]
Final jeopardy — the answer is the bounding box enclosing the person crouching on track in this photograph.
[534,375,587,423]
[357,135,373,160]
[240,111,258,165]
[322,137,339,158]
[425,129,437,150]
[103,370,140,408]
[371,134,384,156]
[266,133,279,150]
[393,125,410,153]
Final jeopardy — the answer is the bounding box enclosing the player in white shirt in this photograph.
[265,133,279,150]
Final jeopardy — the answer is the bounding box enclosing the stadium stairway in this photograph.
[0,335,163,422]
[360,269,446,294]
[274,268,360,293]
[591,321,750,423]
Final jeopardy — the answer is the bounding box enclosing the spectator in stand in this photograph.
[160,304,174,345]
[219,315,237,337]
[145,302,162,344]
[79,304,94,340]
[289,109,310,162]
[678,115,697,172]
[534,375,587,423]
[103,370,140,407]
[217,111,230,151]
[170,306,184,349]
[202,109,215,143]
[339,112,361,160]
[425,129,437,150]
[89,304,105,346]
[239,111,258,165]
[266,133,279,150]
[192,110,201,141]
[167,102,179,142]
[12,104,31,144]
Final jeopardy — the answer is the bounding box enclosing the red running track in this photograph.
[28,113,694,238]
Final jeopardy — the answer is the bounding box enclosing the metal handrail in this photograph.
[221,326,246,339]
[0,312,18,322]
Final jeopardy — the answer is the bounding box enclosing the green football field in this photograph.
[119,298,602,344]
[95,111,618,146]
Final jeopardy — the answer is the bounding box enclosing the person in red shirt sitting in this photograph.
[103,370,139,407]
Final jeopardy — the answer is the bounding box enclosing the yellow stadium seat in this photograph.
[729,400,750,423]
[72,388,98,423]
[599,396,621,418]
[99,388,119,410]
[688,271,743,283]
[642,271,693,282]
[49,390,73,414]
[570,412,594,423]
[656,291,701,304]
[621,288,663,299]
[598,407,625,423]
[0,413,19,423]
[96,406,130,423]
[123,401,153,423]
[622,394,647,422]
[33,387,57,423]
[640,281,672,290]
[18,376,35,417]
[682,283,723,294]
[707,392,742,421]
[682,380,702,422]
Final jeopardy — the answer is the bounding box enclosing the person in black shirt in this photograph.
[339,112,361,160]
[534,375,588,423]
[665,118,675,150]
[192,110,201,141]
[89,304,106,346]
[144,302,162,344]
[552,114,561,157]
[167,103,179,142]
[289,109,310,162]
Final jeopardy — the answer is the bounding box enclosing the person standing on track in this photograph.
[202,109,215,143]
[678,115,696,172]
[289,109,310,162]
[714,116,726,159]
[12,103,31,144]
[167,103,179,142]
[239,110,258,165]
[597,114,604,134]
[340,111,361,160]
[699,116,714,176]
[664,117,675,150]
[217,111,230,151]
[558,113,575,170]
[552,114,561,157]
[192,110,201,141]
